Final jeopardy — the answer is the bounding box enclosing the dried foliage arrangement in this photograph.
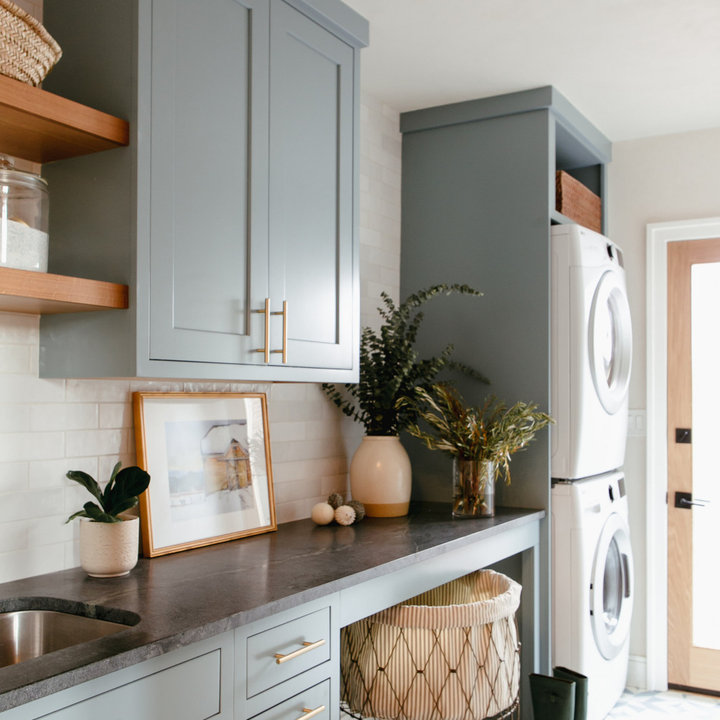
[322,284,488,436]
[404,383,553,484]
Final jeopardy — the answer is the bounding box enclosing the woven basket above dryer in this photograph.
[0,0,61,86]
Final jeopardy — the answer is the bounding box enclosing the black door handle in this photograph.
[674,491,710,509]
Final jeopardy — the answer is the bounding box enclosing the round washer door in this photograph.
[590,511,634,660]
[589,270,632,414]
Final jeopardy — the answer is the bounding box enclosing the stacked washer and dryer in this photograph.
[550,224,634,720]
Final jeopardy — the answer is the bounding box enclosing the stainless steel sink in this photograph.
[0,608,137,668]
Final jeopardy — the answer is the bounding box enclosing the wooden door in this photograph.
[149,0,270,365]
[667,236,720,692]
[268,0,356,370]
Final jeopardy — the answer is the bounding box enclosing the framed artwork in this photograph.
[133,392,277,557]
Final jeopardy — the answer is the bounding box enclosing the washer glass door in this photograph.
[589,270,632,414]
[590,511,633,660]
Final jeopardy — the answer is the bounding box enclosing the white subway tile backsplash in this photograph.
[0,404,30,433]
[0,463,28,493]
[0,487,65,522]
[65,379,132,403]
[98,402,133,429]
[29,457,98,489]
[0,345,34,374]
[0,432,64,462]
[65,429,128,458]
[0,545,65,585]
[0,312,39,342]
[30,402,98,432]
[0,375,65,403]
[0,91,401,583]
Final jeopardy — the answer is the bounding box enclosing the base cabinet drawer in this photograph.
[246,607,331,697]
[43,649,223,720]
[249,680,330,720]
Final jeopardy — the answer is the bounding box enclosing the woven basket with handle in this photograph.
[0,0,61,86]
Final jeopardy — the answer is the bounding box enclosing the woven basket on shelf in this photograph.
[341,569,521,720]
[0,0,61,86]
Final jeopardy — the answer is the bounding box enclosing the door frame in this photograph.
[646,216,720,691]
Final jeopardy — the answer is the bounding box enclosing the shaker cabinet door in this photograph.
[149,0,270,365]
[267,0,356,370]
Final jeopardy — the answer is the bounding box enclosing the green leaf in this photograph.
[102,460,123,505]
[66,470,104,505]
[103,466,150,517]
[81,501,120,523]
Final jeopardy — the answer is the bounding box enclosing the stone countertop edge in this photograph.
[0,504,544,712]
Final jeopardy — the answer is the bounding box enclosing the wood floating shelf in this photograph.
[0,74,129,163]
[0,266,129,314]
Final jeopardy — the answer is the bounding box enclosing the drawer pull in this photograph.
[273,638,326,664]
[297,705,325,720]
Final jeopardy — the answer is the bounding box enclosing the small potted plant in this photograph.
[404,384,552,517]
[66,462,150,577]
[323,284,487,517]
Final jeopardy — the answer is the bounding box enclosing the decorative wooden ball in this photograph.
[334,505,356,526]
[311,502,335,525]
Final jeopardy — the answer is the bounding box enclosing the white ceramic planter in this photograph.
[349,436,411,517]
[79,515,140,578]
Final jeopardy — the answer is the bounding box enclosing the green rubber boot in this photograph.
[529,673,576,720]
[553,667,588,720]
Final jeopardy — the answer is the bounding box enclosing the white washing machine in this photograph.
[552,472,634,720]
[551,223,632,480]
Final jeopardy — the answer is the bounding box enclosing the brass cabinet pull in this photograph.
[252,298,271,363]
[273,638,325,664]
[296,705,325,720]
[270,300,288,363]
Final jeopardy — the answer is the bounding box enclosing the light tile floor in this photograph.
[606,689,720,719]
[341,690,720,719]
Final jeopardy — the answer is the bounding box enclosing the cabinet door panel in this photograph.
[149,0,269,364]
[269,0,355,369]
[42,649,223,720]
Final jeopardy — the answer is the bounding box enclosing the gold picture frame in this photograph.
[133,392,277,557]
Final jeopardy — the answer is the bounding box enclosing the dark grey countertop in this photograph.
[0,504,543,712]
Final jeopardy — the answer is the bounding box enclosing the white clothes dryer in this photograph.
[551,224,632,480]
[552,471,634,720]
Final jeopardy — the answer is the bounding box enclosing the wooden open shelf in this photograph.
[0,266,128,314]
[0,74,129,163]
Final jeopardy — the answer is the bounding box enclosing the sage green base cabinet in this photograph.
[237,596,339,720]
[398,86,611,675]
[0,632,235,720]
[40,0,367,382]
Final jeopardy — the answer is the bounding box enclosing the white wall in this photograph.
[607,125,720,666]
[0,86,401,583]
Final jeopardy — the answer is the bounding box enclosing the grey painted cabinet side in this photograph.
[400,107,554,675]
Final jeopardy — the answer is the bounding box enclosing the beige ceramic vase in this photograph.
[350,436,411,517]
[79,515,140,577]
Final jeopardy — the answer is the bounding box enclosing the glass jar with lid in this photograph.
[0,157,49,272]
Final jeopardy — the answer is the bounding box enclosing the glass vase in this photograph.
[452,458,495,518]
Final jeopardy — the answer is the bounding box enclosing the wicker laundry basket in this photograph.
[341,569,521,720]
[0,0,61,86]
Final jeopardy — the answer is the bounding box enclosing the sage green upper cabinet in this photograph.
[268,0,355,371]
[148,0,270,368]
[39,0,367,382]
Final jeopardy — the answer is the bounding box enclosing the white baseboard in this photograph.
[626,655,647,691]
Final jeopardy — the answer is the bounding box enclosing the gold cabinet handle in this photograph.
[296,706,325,720]
[273,638,325,664]
[270,300,288,363]
[252,298,271,363]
